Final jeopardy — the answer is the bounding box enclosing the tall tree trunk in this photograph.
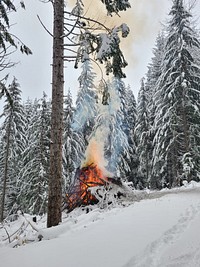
[47,0,64,228]
[0,113,12,222]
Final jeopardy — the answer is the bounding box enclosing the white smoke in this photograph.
[66,0,170,68]
[81,78,125,176]
[68,0,170,174]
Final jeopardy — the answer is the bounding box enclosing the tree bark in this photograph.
[47,0,64,228]
[0,112,12,222]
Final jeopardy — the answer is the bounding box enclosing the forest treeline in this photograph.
[0,0,200,218]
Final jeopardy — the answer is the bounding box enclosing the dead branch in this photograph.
[188,0,197,11]
[22,214,39,232]
[63,43,80,47]
[63,56,77,59]
[63,18,79,38]
[64,48,77,53]
[37,15,53,37]
[64,11,110,33]
[1,224,11,243]
[2,221,25,242]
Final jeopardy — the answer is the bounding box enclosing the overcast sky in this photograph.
[4,0,200,101]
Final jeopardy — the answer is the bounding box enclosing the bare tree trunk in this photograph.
[47,0,64,228]
[0,113,12,222]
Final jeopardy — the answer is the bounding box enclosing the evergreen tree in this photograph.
[123,85,138,185]
[0,1,17,50]
[18,94,51,215]
[134,78,150,188]
[0,78,26,220]
[145,32,166,129]
[144,32,166,188]
[0,0,31,52]
[73,59,97,144]
[125,85,137,134]
[0,1,31,75]
[152,0,200,188]
[63,90,85,190]
[119,84,138,183]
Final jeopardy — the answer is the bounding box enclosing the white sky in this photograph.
[3,0,200,101]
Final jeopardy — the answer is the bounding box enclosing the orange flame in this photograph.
[79,163,107,204]
[66,138,113,211]
[66,163,108,211]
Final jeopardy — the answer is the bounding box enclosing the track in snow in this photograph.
[124,189,200,267]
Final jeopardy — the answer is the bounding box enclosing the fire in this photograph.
[79,163,107,202]
[66,163,108,212]
[66,139,113,212]
[81,138,107,172]
[80,164,106,187]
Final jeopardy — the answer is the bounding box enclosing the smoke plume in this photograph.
[68,0,170,176]
[66,0,170,70]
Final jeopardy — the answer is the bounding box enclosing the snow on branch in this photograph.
[100,0,131,15]
[74,24,130,78]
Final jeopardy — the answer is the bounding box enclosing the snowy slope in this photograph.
[1,183,200,267]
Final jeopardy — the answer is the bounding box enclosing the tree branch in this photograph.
[37,15,53,37]
[64,11,110,33]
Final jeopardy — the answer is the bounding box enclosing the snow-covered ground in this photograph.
[1,182,200,267]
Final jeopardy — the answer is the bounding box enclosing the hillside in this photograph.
[1,182,200,267]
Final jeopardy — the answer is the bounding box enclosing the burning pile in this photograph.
[66,102,127,212]
[66,163,124,212]
[66,163,108,212]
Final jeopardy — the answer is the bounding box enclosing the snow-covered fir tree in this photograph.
[63,90,85,190]
[18,94,51,215]
[121,84,138,184]
[144,32,166,188]
[72,59,97,144]
[152,0,200,188]
[0,78,26,220]
[145,32,166,129]
[134,78,150,188]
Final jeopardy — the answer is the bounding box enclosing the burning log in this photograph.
[65,163,123,213]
